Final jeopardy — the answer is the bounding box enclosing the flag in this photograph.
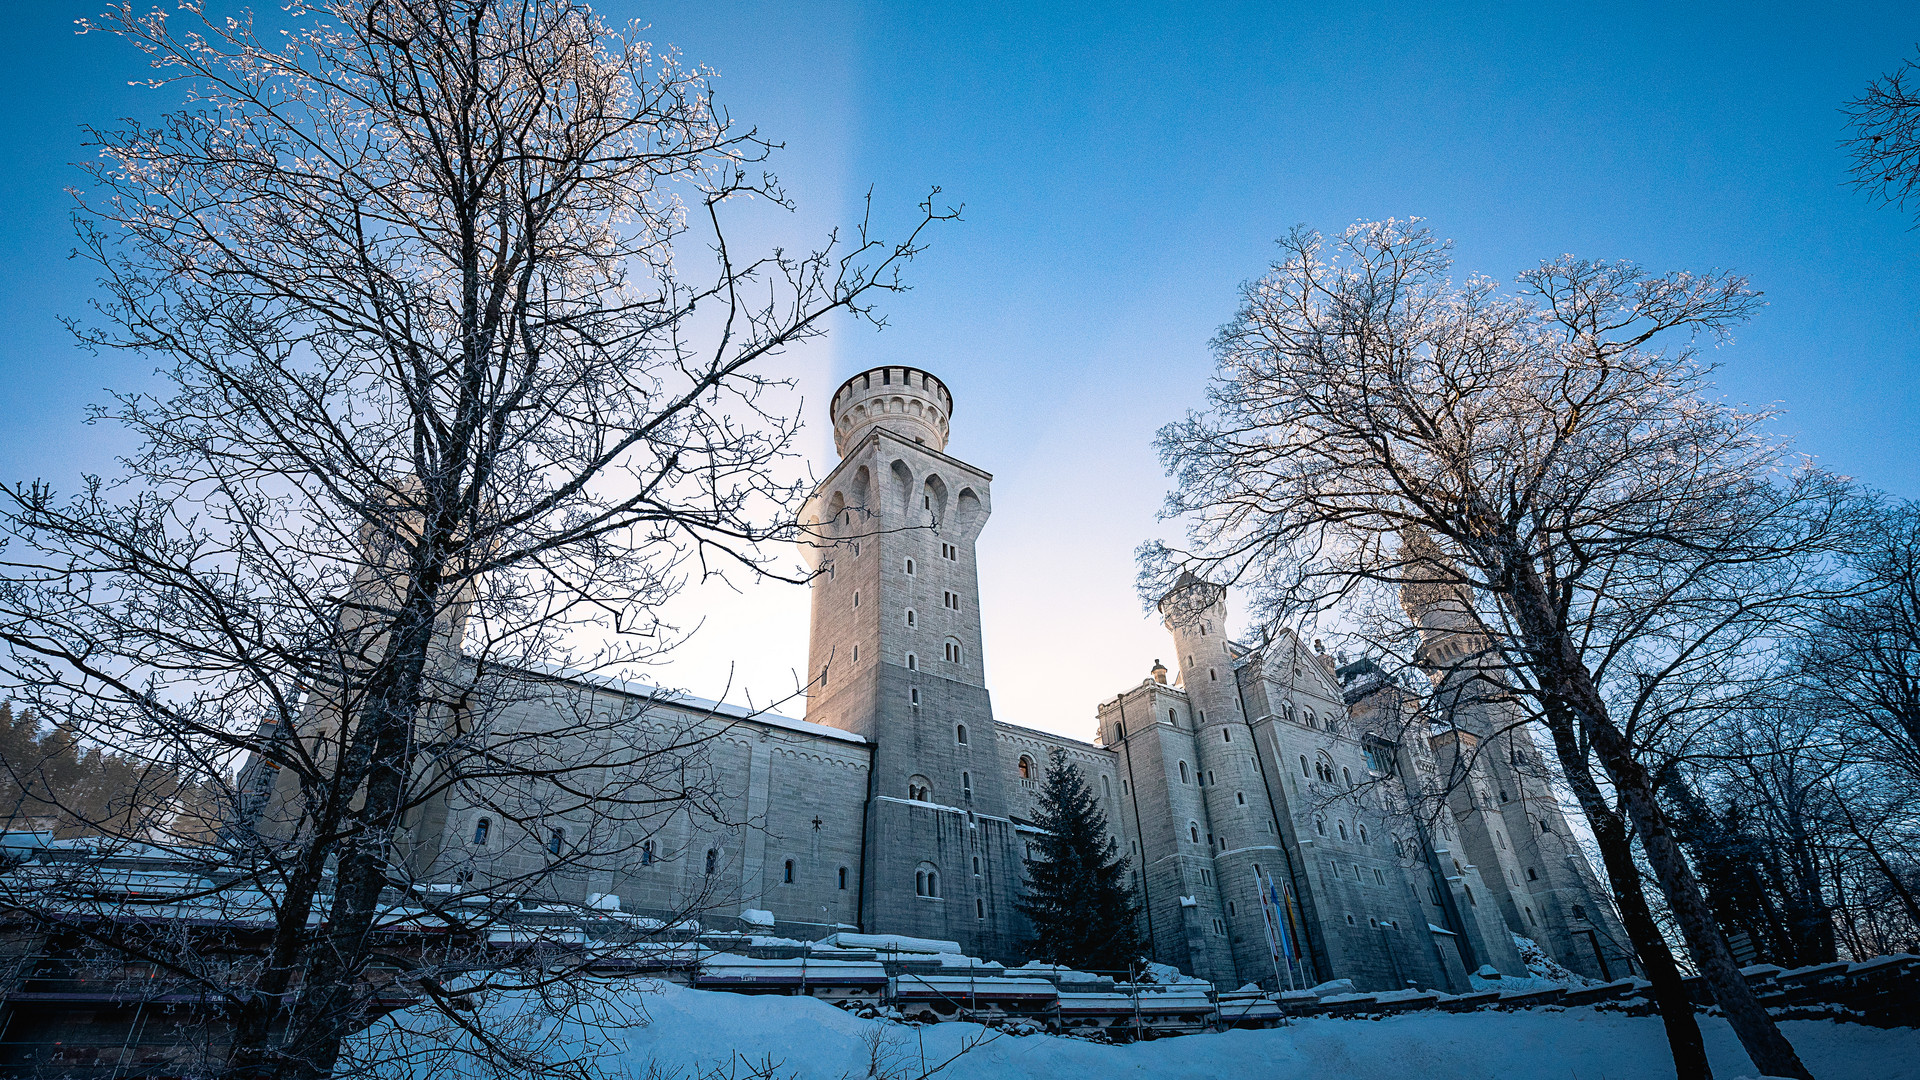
[1266,873,1294,961]
[1258,882,1282,966]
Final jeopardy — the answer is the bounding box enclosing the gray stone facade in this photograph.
[383,365,1631,992]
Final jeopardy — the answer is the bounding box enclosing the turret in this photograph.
[831,366,953,457]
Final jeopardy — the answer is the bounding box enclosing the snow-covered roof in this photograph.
[522,663,866,745]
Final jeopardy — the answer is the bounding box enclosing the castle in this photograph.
[394,364,1632,991]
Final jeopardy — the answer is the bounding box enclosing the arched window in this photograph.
[1358,824,1369,843]
[1168,708,1177,725]
[1315,817,1326,836]
[1527,867,1538,881]
[976,897,986,919]
[910,687,921,706]
[1343,767,1353,787]
[705,848,718,875]
[907,775,933,802]
[962,770,973,800]
[1337,821,1348,841]
[1300,755,1310,778]
[784,859,795,884]
[839,866,849,890]
[973,855,981,875]
[472,818,490,846]
[904,557,916,575]
[915,862,941,898]
[905,652,918,671]
[1102,775,1111,797]
[945,641,961,662]
[548,827,565,854]
[1178,761,1190,784]
[1189,822,1201,843]
[641,839,656,865]
[1526,906,1537,925]
[1018,755,1035,779]
[853,590,860,608]
[1306,710,1318,729]
[1540,819,1552,834]
[905,609,916,628]
[956,723,968,745]
[915,870,927,896]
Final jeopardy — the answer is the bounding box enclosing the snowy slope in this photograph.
[360,980,1918,1080]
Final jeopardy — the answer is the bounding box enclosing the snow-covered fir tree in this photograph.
[1016,749,1141,972]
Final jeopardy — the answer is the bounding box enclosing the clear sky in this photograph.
[1,2,1916,741]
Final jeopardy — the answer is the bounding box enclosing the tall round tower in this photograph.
[831,366,953,457]
[1158,572,1288,984]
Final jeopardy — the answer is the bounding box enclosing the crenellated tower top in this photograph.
[831,366,953,458]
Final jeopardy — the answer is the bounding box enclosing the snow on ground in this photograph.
[362,980,1918,1080]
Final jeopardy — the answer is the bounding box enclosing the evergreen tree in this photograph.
[1016,749,1141,972]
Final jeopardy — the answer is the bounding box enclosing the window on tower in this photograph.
[905,609,916,628]
[905,652,918,670]
[905,557,916,575]
[956,724,968,745]
[1018,755,1035,779]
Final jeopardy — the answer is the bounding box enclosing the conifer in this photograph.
[1016,749,1141,972]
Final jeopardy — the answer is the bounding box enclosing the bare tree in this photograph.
[0,2,950,1077]
[1846,46,1920,224]
[1144,220,1861,1080]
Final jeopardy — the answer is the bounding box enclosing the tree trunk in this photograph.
[1539,705,1712,1080]
[1502,559,1814,1080]
[273,580,443,1080]
[228,831,333,1077]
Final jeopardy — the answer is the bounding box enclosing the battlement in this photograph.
[832,366,953,457]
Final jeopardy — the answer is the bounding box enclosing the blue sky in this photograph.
[2,2,1916,737]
